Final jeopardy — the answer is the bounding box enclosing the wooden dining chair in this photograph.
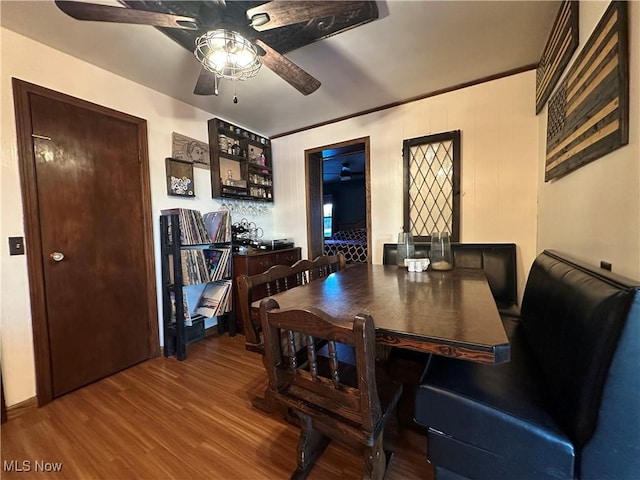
[238,263,308,355]
[237,252,346,355]
[259,298,402,480]
[306,252,347,281]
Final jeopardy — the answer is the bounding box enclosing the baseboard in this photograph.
[6,396,38,421]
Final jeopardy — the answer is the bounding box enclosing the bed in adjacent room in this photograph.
[323,222,368,263]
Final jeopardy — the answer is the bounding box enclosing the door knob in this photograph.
[50,252,65,262]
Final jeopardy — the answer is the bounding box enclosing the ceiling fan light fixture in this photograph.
[194,29,262,81]
[340,162,352,181]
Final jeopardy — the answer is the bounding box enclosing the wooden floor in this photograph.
[1,334,434,479]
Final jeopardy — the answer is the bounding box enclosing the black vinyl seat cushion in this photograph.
[415,318,575,479]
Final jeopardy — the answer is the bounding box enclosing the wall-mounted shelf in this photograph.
[208,118,273,202]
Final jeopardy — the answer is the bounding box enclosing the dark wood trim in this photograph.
[11,78,159,407]
[305,137,371,262]
[273,64,537,139]
[137,112,161,359]
[12,78,53,406]
[1,371,6,424]
[305,150,324,259]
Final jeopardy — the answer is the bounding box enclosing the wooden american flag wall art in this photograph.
[536,1,579,115]
[545,1,629,182]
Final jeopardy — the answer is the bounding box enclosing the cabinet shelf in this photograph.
[218,151,246,162]
[209,117,274,202]
[248,163,272,174]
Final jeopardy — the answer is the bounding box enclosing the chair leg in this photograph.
[251,393,273,413]
[254,390,300,428]
[290,412,330,480]
[363,435,387,480]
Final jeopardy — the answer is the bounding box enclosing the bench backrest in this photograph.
[520,250,639,455]
[581,289,639,479]
[382,242,517,308]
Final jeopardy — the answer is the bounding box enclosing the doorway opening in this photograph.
[305,137,371,263]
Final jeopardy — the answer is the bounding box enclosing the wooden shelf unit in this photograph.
[208,118,273,202]
[160,212,235,361]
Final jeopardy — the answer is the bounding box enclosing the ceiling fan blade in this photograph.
[194,69,219,96]
[254,39,320,95]
[247,1,366,32]
[54,1,198,30]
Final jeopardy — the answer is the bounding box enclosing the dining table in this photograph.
[252,264,510,364]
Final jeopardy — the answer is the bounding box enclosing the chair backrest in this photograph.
[306,252,347,281]
[259,298,381,436]
[237,253,346,353]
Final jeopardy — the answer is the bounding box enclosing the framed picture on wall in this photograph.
[165,157,195,197]
[171,132,210,169]
[544,1,629,181]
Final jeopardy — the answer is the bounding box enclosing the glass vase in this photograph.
[430,232,453,270]
[397,232,415,267]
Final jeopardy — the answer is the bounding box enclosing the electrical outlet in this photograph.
[600,261,612,271]
[9,236,25,255]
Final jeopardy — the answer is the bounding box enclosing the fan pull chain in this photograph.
[233,79,238,104]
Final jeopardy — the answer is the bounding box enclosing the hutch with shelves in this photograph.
[208,118,274,201]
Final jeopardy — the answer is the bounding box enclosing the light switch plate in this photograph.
[8,236,25,255]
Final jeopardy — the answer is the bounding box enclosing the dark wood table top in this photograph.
[253,264,510,364]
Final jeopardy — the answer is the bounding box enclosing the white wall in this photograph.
[272,71,540,300]
[0,28,272,406]
[537,1,640,280]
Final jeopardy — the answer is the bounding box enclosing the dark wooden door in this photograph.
[14,80,158,402]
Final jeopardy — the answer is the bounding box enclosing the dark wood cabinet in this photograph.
[232,247,302,333]
[208,118,274,202]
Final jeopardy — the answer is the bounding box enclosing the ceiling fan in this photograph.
[54,1,375,99]
[340,162,364,181]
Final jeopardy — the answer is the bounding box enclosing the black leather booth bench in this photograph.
[415,250,640,479]
[382,242,518,316]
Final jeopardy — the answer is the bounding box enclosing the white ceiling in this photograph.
[1,1,560,137]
